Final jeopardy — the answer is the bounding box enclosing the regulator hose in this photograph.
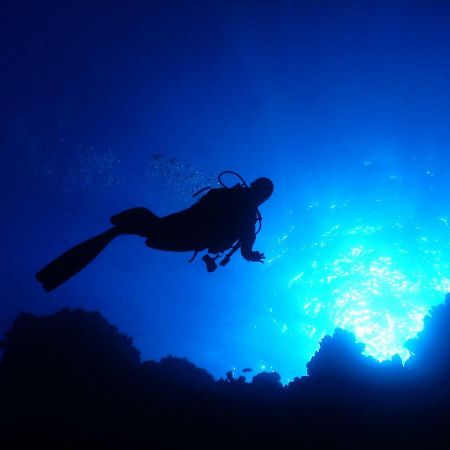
[218,170,249,188]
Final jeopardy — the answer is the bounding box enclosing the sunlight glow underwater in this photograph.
[25,147,450,379]
[268,159,450,366]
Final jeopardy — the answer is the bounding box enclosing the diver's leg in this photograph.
[144,208,206,253]
[36,227,122,292]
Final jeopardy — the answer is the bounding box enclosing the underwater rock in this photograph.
[0,308,140,386]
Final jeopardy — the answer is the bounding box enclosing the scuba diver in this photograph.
[36,172,274,292]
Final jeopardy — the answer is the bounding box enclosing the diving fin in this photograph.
[36,227,121,292]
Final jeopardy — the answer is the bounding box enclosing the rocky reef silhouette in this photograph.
[1,295,450,449]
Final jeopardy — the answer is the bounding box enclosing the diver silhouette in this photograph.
[36,172,274,291]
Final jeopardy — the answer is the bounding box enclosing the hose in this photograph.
[218,170,249,188]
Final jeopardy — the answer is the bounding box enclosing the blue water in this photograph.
[2,2,450,383]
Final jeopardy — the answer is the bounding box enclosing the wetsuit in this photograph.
[143,184,258,258]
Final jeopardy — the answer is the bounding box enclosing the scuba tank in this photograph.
[193,171,263,272]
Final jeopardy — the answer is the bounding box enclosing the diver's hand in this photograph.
[249,251,265,263]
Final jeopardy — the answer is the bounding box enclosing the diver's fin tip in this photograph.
[35,273,53,292]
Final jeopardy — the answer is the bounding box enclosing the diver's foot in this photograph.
[110,207,157,236]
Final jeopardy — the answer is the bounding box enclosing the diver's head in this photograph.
[249,177,274,205]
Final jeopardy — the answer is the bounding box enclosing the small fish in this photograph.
[242,368,253,373]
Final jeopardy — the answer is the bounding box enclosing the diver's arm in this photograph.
[240,233,265,263]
